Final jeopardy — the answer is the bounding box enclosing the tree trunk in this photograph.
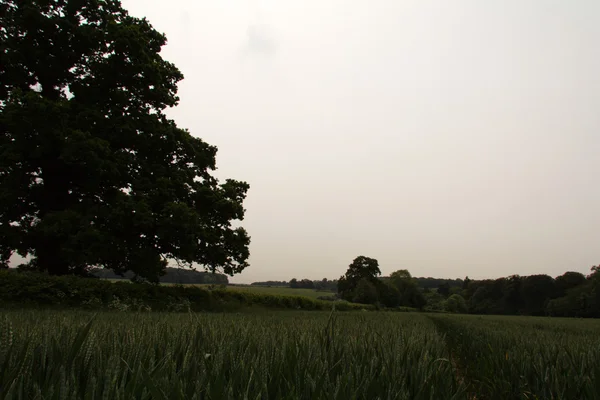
[35,158,71,275]
[35,239,69,275]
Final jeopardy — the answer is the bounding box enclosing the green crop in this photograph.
[0,310,464,400]
[1,310,598,399]
[430,314,600,399]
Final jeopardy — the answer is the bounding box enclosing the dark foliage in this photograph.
[337,256,381,303]
[437,282,451,297]
[463,267,600,317]
[91,267,228,285]
[414,277,464,290]
[251,281,288,287]
[287,278,337,291]
[337,258,425,309]
[0,270,368,312]
[289,278,315,289]
[0,0,250,282]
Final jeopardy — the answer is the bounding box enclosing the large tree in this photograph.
[0,0,250,281]
[337,256,381,302]
[388,269,426,309]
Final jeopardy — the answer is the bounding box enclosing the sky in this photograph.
[118,1,599,282]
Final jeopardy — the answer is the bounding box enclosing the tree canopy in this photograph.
[387,269,426,309]
[337,256,381,302]
[337,258,425,308]
[0,0,250,282]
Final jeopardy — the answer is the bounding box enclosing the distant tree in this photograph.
[502,275,523,314]
[546,266,600,318]
[445,294,467,313]
[416,266,599,317]
[462,276,471,290]
[289,278,299,289]
[437,282,451,297]
[299,279,315,289]
[251,281,288,287]
[521,274,557,315]
[314,278,332,291]
[338,256,381,302]
[378,281,402,308]
[422,290,446,311]
[351,278,379,305]
[588,265,600,313]
[388,269,425,309]
[315,278,338,292]
[0,0,250,282]
[414,277,464,290]
[555,271,586,296]
[468,279,506,315]
[390,269,412,280]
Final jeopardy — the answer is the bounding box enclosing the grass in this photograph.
[0,310,463,400]
[429,314,600,399]
[1,309,598,399]
[104,279,333,301]
[225,285,334,300]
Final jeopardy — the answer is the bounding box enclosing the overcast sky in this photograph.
[119,0,600,283]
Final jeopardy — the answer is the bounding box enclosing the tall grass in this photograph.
[0,310,465,400]
[430,314,600,400]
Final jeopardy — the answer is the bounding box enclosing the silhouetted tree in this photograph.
[502,275,523,314]
[555,271,586,296]
[521,275,557,315]
[352,278,379,305]
[338,256,381,302]
[388,269,426,309]
[0,0,250,282]
[462,276,471,290]
[414,277,464,290]
[251,281,288,287]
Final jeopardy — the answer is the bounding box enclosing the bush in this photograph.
[317,295,337,301]
[444,294,468,314]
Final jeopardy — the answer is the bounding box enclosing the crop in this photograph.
[430,314,600,399]
[2,309,598,399]
[0,310,464,400]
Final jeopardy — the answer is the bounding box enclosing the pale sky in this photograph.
[17,1,600,283]
[117,0,600,283]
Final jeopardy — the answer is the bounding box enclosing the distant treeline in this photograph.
[416,268,599,317]
[251,277,463,292]
[250,267,600,318]
[414,277,463,289]
[461,269,599,317]
[251,281,289,287]
[91,267,229,285]
[251,278,338,291]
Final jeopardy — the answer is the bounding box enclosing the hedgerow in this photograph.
[0,270,370,312]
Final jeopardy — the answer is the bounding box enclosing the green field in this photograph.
[226,285,333,300]
[1,310,598,399]
[104,280,333,301]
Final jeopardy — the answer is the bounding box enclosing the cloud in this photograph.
[244,24,277,56]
